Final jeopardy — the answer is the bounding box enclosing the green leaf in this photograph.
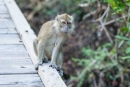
[119,3,125,11]
[82,48,94,56]
[128,22,130,30]
[109,0,116,7]
[104,0,109,2]
[121,56,130,60]
[110,48,116,54]
[72,58,80,62]
[126,47,130,54]
[127,41,130,46]
[113,6,118,10]
[103,43,112,47]
[126,1,130,6]
[115,35,130,40]
[121,27,129,32]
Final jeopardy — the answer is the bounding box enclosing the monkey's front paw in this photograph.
[49,65,58,69]
[43,58,48,63]
[35,63,42,70]
[58,69,63,76]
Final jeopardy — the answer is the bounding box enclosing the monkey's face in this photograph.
[55,13,75,34]
[60,20,72,33]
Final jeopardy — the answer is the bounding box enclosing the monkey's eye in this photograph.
[67,22,71,24]
[62,21,66,24]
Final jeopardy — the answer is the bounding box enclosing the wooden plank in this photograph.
[0,85,43,87]
[0,45,29,57]
[22,34,67,87]
[0,19,15,28]
[0,5,8,13]
[0,74,44,87]
[0,0,4,5]
[4,0,67,87]
[0,57,37,74]
[0,35,22,44]
[0,29,17,34]
[0,13,10,18]
[4,0,33,35]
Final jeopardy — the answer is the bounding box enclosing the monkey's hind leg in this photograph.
[43,56,49,63]
[35,56,48,70]
[35,42,45,70]
[56,52,63,76]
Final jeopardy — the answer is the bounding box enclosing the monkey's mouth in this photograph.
[61,28,69,33]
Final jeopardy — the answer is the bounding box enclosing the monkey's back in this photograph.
[37,20,57,59]
[37,20,55,41]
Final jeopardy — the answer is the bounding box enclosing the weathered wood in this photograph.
[0,0,4,5]
[0,5,8,13]
[0,45,29,57]
[0,13,10,18]
[0,35,22,44]
[0,74,44,87]
[4,0,33,35]
[0,85,43,87]
[4,0,67,87]
[21,34,67,87]
[0,1,44,86]
[0,57,37,74]
[0,29,17,34]
[0,19,15,28]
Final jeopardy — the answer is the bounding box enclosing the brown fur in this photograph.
[38,20,54,41]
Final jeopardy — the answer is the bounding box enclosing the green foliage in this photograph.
[72,0,130,86]
[126,47,130,54]
[40,0,85,17]
[72,43,126,87]
[121,56,130,60]
[104,0,130,13]
[115,35,130,40]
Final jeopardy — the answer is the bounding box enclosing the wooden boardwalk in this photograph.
[0,0,44,86]
[0,0,67,87]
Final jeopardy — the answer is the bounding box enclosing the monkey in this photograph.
[33,13,75,76]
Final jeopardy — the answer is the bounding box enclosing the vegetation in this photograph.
[16,0,130,87]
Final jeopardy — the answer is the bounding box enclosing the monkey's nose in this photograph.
[66,25,70,31]
[65,25,68,29]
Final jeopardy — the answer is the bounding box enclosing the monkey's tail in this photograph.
[33,39,38,55]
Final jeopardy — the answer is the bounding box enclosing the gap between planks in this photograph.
[0,34,23,44]
[0,57,37,74]
[0,29,17,34]
[0,74,44,87]
[0,73,37,75]
[0,44,29,57]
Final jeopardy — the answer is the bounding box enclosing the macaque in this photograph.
[33,13,75,76]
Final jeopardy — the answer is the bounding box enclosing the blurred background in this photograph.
[16,0,130,87]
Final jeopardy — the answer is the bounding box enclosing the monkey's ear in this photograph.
[56,15,60,22]
[70,15,74,22]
